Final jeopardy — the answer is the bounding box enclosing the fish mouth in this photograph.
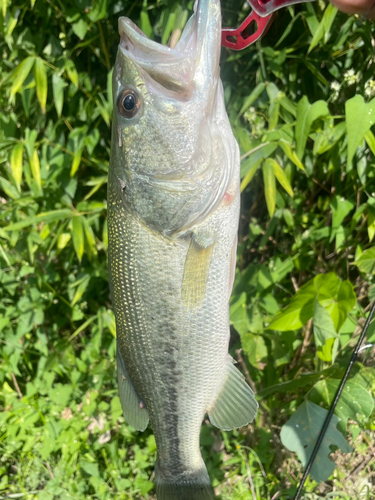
[118,0,220,95]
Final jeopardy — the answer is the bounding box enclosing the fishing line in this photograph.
[293,300,375,500]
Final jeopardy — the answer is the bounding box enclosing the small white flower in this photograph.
[344,68,359,86]
[365,79,375,98]
[330,80,340,92]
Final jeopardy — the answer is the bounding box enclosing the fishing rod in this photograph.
[293,302,375,500]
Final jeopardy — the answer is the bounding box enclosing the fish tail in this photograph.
[155,463,214,500]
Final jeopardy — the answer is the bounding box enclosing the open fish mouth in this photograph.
[118,0,220,94]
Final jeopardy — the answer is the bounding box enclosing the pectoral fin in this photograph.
[117,347,149,431]
[181,232,214,308]
[208,357,258,430]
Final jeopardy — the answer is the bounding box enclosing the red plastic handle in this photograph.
[221,11,274,50]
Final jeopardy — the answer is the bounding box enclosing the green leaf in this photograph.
[10,143,23,191]
[295,96,329,158]
[309,379,374,431]
[65,60,79,88]
[140,9,153,39]
[268,158,293,197]
[329,195,354,242]
[268,279,316,331]
[161,12,176,45]
[72,18,89,40]
[240,158,262,192]
[4,209,73,231]
[308,4,337,53]
[34,58,48,114]
[10,57,35,97]
[278,140,305,171]
[280,401,352,483]
[230,292,250,336]
[313,300,338,361]
[29,149,42,192]
[80,461,100,477]
[87,0,107,22]
[71,147,83,176]
[364,130,375,156]
[354,247,375,275]
[367,204,375,242]
[256,365,341,399]
[52,74,65,117]
[0,176,20,200]
[71,275,90,306]
[346,95,375,169]
[238,83,266,118]
[262,160,276,217]
[72,217,84,262]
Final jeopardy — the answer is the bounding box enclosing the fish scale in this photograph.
[108,0,258,497]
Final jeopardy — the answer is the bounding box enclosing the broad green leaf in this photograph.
[324,281,356,332]
[10,57,35,97]
[72,217,84,262]
[354,247,375,275]
[34,58,47,114]
[313,300,338,348]
[10,143,23,191]
[278,140,305,171]
[238,83,266,118]
[268,279,316,331]
[310,379,374,431]
[72,18,89,40]
[262,160,276,217]
[268,158,293,197]
[280,401,352,483]
[4,209,73,231]
[52,74,65,117]
[295,96,329,158]
[346,95,375,169]
[240,158,262,192]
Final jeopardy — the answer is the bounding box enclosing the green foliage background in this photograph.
[1,0,375,498]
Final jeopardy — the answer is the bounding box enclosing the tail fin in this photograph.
[155,464,214,500]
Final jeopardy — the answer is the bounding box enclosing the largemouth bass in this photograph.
[108,0,258,498]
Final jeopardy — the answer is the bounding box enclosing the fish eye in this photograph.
[118,89,140,119]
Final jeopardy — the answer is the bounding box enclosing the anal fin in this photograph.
[117,347,149,431]
[181,232,214,308]
[208,357,258,430]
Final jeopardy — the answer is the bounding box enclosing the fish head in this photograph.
[110,0,239,237]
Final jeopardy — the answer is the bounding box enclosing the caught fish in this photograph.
[108,0,258,498]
